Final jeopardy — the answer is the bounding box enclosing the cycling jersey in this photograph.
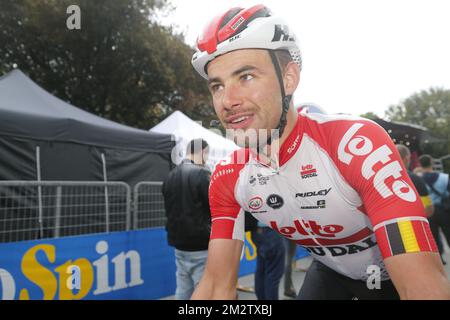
[209,113,437,281]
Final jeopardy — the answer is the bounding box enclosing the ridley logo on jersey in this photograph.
[296,188,331,198]
[337,123,416,202]
[300,164,318,179]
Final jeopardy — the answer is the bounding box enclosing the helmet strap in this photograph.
[266,50,292,146]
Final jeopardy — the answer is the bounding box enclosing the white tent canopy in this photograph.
[150,111,239,169]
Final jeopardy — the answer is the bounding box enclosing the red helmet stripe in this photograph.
[197,7,242,54]
[217,4,266,43]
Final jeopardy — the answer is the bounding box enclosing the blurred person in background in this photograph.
[396,144,434,217]
[251,219,286,300]
[162,139,211,299]
[283,239,298,298]
[419,154,450,265]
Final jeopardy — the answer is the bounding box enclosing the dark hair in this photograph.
[186,138,209,155]
[274,49,293,71]
[419,154,433,168]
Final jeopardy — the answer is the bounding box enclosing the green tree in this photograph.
[0,0,212,129]
[359,112,379,120]
[385,87,450,158]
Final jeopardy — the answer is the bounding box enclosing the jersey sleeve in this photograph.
[328,119,438,258]
[208,151,247,242]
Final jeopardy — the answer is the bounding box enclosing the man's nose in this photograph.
[222,83,242,111]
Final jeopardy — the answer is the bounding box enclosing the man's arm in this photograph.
[325,119,448,299]
[384,252,450,299]
[191,238,243,299]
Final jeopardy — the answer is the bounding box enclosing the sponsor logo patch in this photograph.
[266,194,284,209]
[303,236,378,257]
[248,196,263,210]
[300,164,318,179]
[301,200,326,209]
[231,17,245,31]
[249,173,270,186]
[270,219,345,238]
[287,135,300,154]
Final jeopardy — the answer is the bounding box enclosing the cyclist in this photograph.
[190,4,450,299]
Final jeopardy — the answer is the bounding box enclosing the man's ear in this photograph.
[283,62,300,96]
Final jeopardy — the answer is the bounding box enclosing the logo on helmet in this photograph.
[229,34,241,43]
[231,17,245,31]
[272,24,295,42]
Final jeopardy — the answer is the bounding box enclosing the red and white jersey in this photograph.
[209,113,437,281]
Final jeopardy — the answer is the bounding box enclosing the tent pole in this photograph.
[36,146,43,239]
[54,186,62,238]
[101,153,110,233]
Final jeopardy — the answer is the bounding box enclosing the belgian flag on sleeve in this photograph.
[375,218,438,258]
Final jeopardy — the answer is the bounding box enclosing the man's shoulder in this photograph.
[438,172,450,180]
[210,149,249,188]
[300,112,375,125]
[408,172,429,196]
[166,160,205,179]
[212,149,250,170]
[409,171,424,183]
[297,113,391,164]
[299,113,385,142]
[422,172,440,184]
[180,161,212,182]
[196,165,211,179]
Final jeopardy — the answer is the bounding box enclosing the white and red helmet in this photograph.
[191,4,302,79]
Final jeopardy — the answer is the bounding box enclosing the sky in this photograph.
[160,0,450,117]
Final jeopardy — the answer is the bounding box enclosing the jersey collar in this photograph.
[249,114,303,168]
[278,114,303,166]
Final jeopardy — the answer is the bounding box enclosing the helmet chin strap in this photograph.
[266,50,292,147]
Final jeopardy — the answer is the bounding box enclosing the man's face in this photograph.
[206,49,282,147]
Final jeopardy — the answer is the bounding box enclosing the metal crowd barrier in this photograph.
[0,181,131,243]
[133,182,166,230]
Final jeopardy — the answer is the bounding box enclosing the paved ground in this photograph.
[162,241,450,300]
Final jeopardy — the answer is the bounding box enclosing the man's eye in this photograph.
[210,84,223,93]
[241,74,254,81]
